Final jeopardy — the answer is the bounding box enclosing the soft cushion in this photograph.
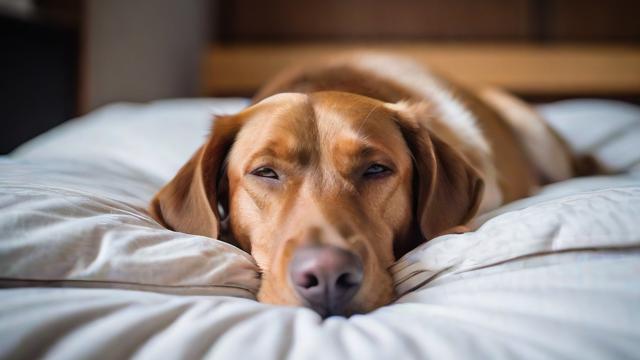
[2,99,258,297]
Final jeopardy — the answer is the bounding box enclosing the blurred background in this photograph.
[1,0,639,153]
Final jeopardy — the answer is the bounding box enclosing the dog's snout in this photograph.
[289,245,363,317]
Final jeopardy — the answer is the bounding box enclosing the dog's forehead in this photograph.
[231,94,317,158]
[232,91,407,162]
[227,93,316,166]
[240,93,315,135]
[309,91,400,140]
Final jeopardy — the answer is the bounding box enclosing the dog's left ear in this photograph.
[149,115,244,239]
[388,101,484,244]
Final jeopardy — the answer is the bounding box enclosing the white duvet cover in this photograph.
[1,98,639,359]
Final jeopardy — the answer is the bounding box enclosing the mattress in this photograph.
[1,98,639,359]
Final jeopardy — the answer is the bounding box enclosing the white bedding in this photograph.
[1,98,639,359]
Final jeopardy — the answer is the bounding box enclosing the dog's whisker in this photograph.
[355,104,380,138]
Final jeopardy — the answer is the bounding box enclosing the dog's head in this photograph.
[150,91,483,317]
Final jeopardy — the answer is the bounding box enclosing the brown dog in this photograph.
[150,53,574,317]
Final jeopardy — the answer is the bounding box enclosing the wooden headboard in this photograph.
[204,0,640,99]
[203,43,640,98]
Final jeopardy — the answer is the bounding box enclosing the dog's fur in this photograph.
[150,53,575,315]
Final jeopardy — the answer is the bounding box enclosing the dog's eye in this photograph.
[363,164,391,178]
[251,167,279,180]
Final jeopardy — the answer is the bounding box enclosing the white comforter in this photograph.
[1,98,639,359]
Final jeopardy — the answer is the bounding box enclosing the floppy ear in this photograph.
[149,115,244,238]
[390,101,484,241]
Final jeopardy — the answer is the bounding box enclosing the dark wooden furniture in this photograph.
[215,0,640,43]
[0,0,81,154]
[206,0,640,99]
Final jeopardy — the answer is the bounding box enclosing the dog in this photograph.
[149,53,575,318]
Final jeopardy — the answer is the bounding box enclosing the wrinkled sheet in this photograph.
[1,98,639,359]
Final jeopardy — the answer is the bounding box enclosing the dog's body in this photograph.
[255,54,575,213]
[150,53,575,317]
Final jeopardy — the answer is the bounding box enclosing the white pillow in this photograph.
[538,99,640,173]
[2,99,259,297]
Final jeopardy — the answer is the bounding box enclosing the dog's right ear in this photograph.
[149,115,245,239]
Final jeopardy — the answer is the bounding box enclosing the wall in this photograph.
[84,0,210,111]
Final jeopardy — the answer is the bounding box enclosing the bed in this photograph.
[1,97,639,359]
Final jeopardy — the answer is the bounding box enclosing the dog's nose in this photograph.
[289,245,363,317]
